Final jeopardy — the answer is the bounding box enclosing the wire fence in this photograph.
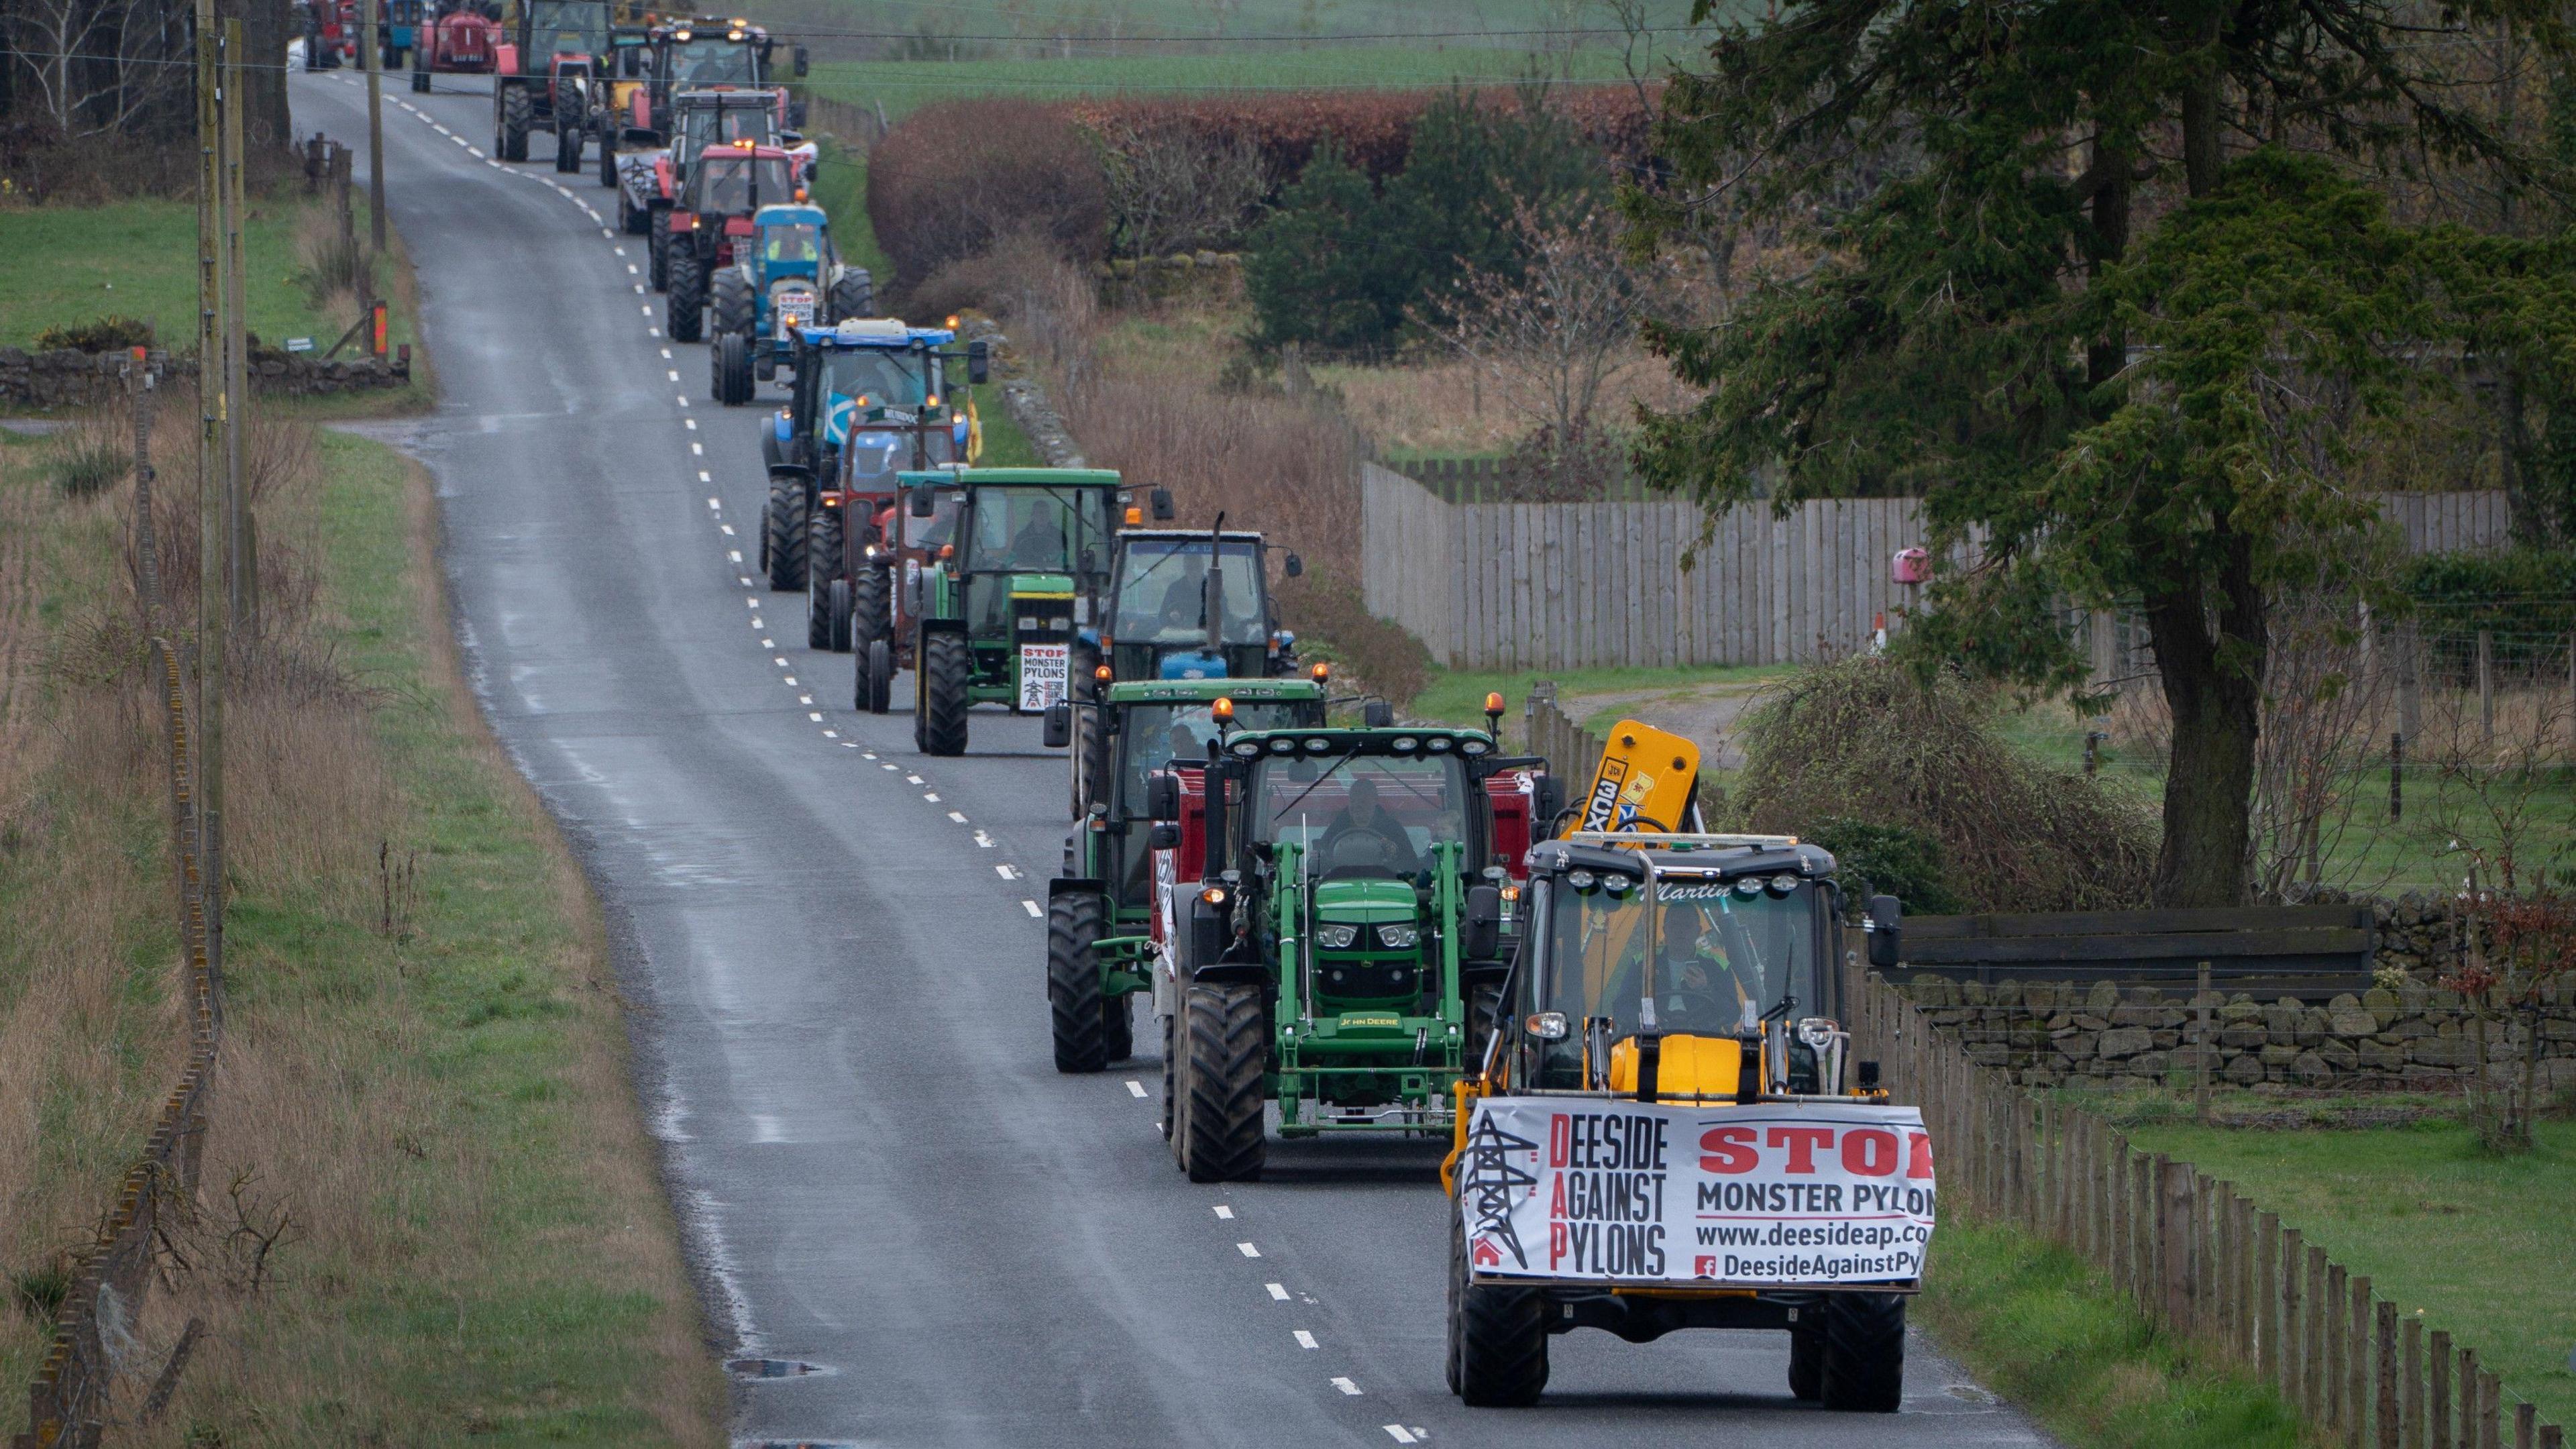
[15,370,223,1449]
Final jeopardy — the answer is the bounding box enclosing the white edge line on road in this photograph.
[995,864,1016,879]
[1382,1428,1416,1444]
[1124,1079,1147,1097]
[718,524,735,535]
[924,792,941,802]
[706,497,720,510]
[1293,1330,1317,1349]
[1332,1377,1361,1396]
[947,810,969,824]
[973,830,995,847]
[1266,1283,1289,1300]
[1237,1242,1261,1258]
[1021,900,1042,918]
[1214,1205,1234,1220]
[807,711,823,722]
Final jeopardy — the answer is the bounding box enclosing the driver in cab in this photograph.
[1315,777,1424,876]
[1005,506,1065,568]
[1644,899,1758,1031]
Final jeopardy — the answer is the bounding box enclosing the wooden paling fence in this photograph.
[1847,965,2563,1449]
[17,435,223,1449]
[1361,463,2516,671]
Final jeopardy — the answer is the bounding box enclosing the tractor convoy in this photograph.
[453,28,1937,1410]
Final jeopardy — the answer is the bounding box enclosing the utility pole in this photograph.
[223,20,252,637]
[364,0,387,255]
[195,4,227,987]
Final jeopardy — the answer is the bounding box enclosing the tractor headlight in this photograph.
[1375,922,1419,950]
[1313,924,1358,950]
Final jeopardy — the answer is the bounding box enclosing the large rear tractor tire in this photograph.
[1788,1319,1824,1401]
[497,84,532,162]
[1452,1212,1550,1406]
[665,247,705,342]
[827,267,873,323]
[764,476,806,592]
[1183,982,1266,1183]
[861,639,892,714]
[648,208,671,288]
[710,268,755,347]
[1069,696,1106,818]
[805,510,844,649]
[1046,892,1113,1073]
[712,331,752,405]
[851,559,892,651]
[1160,1012,1178,1142]
[1818,1292,1905,1413]
[917,631,971,756]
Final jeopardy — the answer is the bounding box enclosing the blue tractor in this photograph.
[708,200,873,406]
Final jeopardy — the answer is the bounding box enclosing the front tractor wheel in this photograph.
[1183,981,1266,1183]
[496,83,532,162]
[647,208,670,288]
[917,631,971,756]
[1046,892,1116,1073]
[554,118,581,172]
[764,476,806,592]
[1819,1292,1905,1413]
[664,246,706,343]
[826,579,853,652]
[1451,1211,1550,1405]
[712,331,752,405]
[859,638,892,714]
[827,266,873,323]
[850,559,892,652]
[709,268,755,346]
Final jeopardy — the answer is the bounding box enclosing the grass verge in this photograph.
[1921,1217,2307,1448]
[0,415,720,1443]
[2121,1110,2576,1428]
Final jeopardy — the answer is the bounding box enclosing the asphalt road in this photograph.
[290,67,2055,1449]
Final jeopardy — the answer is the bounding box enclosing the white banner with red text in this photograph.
[1458,1097,1936,1287]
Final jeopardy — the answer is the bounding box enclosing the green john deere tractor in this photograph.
[903,468,1120,757]
[1150,722,1555,1181]
[1037,677,1329,1073]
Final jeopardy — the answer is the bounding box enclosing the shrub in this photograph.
[1730,655,2157,912]
[1807,819,1966,916]
[866,99,1106,290]
[33,315,153,352]
[1243,91,1612,352]
[1277,574,1432,708]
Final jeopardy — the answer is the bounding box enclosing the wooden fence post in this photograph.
[2516,1402,2536,1449]
[2477,1369,2500,1449]
[2325,1263,2349,1440]
[2432,1329,2453,1449]
[2158,1157,2193,1331]
[2282,1228,2305,1408]
[2259,1213,2284,1385]
[2351,1276,2372,1446]
[2405,1316,2424,1449]
[2377,1299,2399,1449]
[2457,1347,2478,1449]
[2309,1248,2332,1425]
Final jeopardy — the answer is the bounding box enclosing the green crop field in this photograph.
[0,195,418,362]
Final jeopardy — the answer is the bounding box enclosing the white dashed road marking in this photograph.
[1236,1243,1261,1258]
[1125,1080,1147,1098]
[1020,900,1042,918]
[1332,1377,1361,1397]
[1266,1283,1289,1301]
[1293,1330,1318,1349]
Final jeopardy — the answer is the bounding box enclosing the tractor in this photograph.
[1146,712,1555,1181]
[706,201,873,407]
[1440,826,1923,1413]
[903,468,1123,757]
[378,0,421,68]
[1036,678,1330,1073]
[621,89,808,251]
[659,141,799,343]
[843,470,965,706]
[634,15,803,144]
[409,0,498,91]
[1097,523,1305,686]
[303,0,358,67]
[490,0,625,174]
[757,319,985,605]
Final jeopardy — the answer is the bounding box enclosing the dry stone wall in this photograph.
[1,345,411,409]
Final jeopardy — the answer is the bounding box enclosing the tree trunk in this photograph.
[2145,532,2265,907]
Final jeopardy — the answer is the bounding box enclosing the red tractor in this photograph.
[410,0,498,91]
[302,0,358,68]
[659,140,800,343]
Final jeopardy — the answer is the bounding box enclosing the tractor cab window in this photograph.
[1529,872,1821,1087]
[1114,702,1309,817]
[687,154,792,214]
[1110,539,1266,645]
[762,223,820,264]
[961,486,1112,578]
[527,0,603,54]
[818,347,931,408]
[674,39,756,85]
[677,103,773,165]
[1248,752,1466,880]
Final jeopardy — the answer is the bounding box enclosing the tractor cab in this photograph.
[745,202,828,309]
[1037,677,1327,1073]
[664,87,779,166]
[641,15,804,138]
[1442,831,1922,1413]
[908,469,1122,755]
[1142,724,1553,1179]
[1099,530,1299,684]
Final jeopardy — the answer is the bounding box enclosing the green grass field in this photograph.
[0,194,419,360]
[2121,1112,2576,1430]
[806,44,1659,119]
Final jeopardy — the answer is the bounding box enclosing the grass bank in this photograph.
[0,414,720,1443]
[2121,1106,2576,1428]
[1923,1217,2306,1448]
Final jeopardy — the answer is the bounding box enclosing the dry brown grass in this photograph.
[0,408,718,1443]
[1319,342,1699,460]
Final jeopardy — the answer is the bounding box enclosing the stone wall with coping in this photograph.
[1896,974,2576,1093]
[1,345,411,410]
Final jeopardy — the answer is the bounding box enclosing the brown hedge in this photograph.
[864,99,1108,286]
